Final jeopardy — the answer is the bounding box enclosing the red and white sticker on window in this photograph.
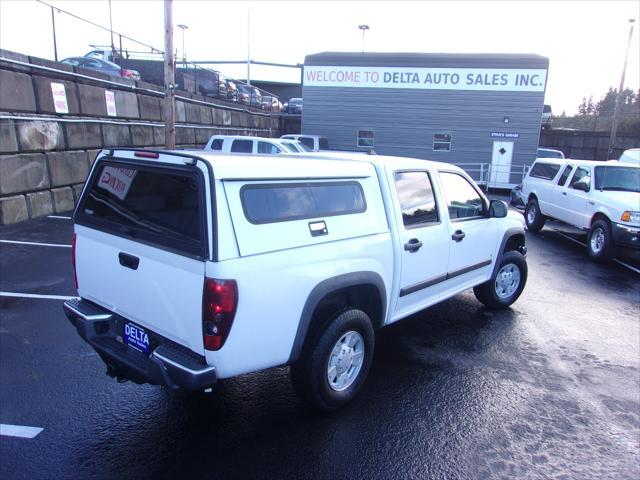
[50,82,69,114]
[98,166,137,200]
[105,90,117,116]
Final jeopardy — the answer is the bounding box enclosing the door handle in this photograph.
[451,230,466,242]
[404,238,423,253]
[118,252,140,270]
[562,192,567,196]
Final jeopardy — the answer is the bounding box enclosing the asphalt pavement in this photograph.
[0,213,638,480]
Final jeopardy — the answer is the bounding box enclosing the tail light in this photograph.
[203,278,238,351]
[71,233,78,289]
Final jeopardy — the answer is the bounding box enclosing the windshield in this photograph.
[594,166,640,192]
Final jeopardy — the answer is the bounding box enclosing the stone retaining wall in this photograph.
[0,49,280,224]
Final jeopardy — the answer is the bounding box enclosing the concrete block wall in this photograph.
[0,49,280,224]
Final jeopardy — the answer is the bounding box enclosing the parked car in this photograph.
[619,148,640,166]
[64,148,527,410]
[225,79,238,102]
[261,96,282,112]
[280,134,329,151]
[509,183,526,209]
[537,147,564,159]
[541,104,552,129]
[284,97,303,114]
[522,158,640,261]
[204,135,291,154]
[237,84,262,108]
[61,57,140,80]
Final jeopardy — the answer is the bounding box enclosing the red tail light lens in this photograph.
[203,278,238,350]
[71,233,78,290]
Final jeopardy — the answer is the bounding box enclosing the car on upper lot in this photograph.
[203,135,292,155]
[619,148,640,166]
[61,57,140,80]
[225,79,238,102]
[280,134,329,152]
[521,158,640,261]
[537,147,564,159]
[237,84,262,108]
[283,98,303,114]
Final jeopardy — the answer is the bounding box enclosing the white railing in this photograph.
[454,163,530,189]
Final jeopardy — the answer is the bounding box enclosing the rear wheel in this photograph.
[525,199,545,232]
[291,308,374,411]
[474,251,528,309]
[587,219,614,262]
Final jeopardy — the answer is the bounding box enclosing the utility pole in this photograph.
[607,18,636,159]
[108,0,115,52]
[163,0,176,149]
[50,6,58,61]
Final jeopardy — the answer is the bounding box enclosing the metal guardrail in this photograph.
[455,163,530,188]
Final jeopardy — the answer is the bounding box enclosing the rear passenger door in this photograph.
[437,171,498,287]
[547,164,574,221]
[392,170,450,317]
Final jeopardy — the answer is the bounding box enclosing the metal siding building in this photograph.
[302,52,549,186]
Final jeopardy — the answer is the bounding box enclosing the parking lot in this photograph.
[1,212,639,480]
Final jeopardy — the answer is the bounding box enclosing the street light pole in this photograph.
[177,24,188,67]
[247,7,251,86]
[358,24,370,53]
[50,6,58,62]
[607,18,636,159]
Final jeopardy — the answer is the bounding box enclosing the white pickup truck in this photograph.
[64,148,527,410]
[522,158,640,261]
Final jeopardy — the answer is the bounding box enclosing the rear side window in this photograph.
[209,139,223,150]
[394,171,439,227]
[299,137,314,149]
[529,162,561,180]
[231,140,253,153]
[257,141,281,154]
[557,165,573,186]
[241,182,366,224]
[77,162,205,258]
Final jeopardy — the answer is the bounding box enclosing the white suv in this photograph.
[204,135,292,155]
[522,158,640,261]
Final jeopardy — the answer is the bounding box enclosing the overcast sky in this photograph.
[1,0,638,114]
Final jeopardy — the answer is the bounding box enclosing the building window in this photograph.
[357,130,374,148]
[433,133,451,151]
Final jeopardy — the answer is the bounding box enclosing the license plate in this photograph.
[123,321,150,354]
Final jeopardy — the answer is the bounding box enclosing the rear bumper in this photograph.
[612,222,640,250]
[63,298,216,391]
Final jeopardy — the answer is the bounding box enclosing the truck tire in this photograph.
[290,308,374,411]
[525,199,545,232]
[587,219,615,262]
[473,251,527,309]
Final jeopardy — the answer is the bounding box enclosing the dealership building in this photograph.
[301,52,549,187]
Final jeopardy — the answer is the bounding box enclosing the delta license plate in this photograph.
[123,321,150,354]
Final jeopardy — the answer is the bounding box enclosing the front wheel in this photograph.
[525,199,545,232]
[290,308,374,411]
[474,251,528,309]
[587,219,614,262]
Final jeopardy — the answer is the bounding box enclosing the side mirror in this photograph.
[489,199,508,218]
[573,178,590,192]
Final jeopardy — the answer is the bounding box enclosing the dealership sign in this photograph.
[304,66,547,92]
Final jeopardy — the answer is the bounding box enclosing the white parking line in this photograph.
[0,424,44,439]
[0,239,71,248]
[47,215,72,220]
[0,292,77,301]
[553,230,640,275]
